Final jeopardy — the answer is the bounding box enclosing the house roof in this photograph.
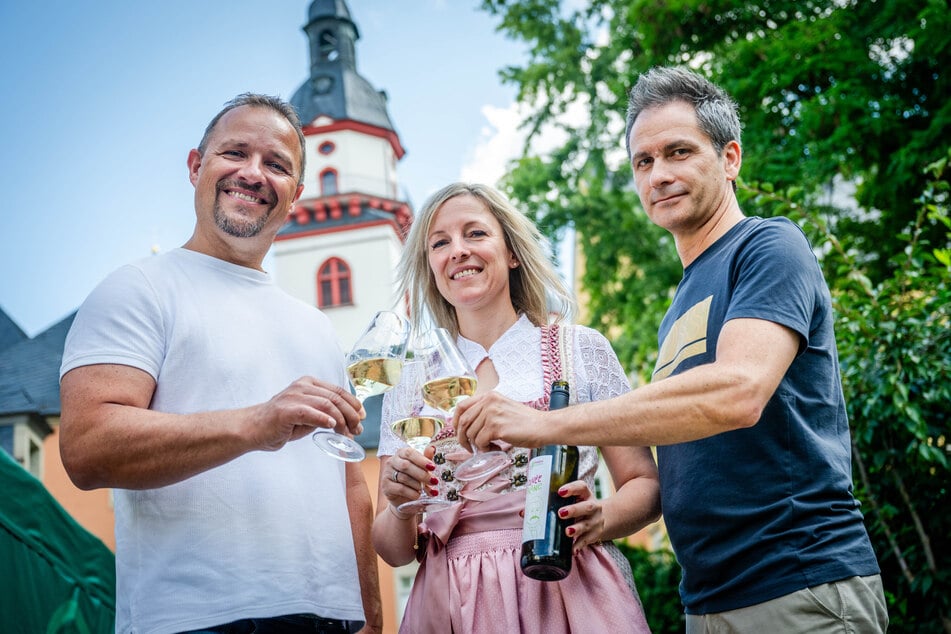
[0,312,74,417]
[0,308,27,355]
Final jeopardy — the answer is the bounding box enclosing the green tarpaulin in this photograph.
[0,449,115,633]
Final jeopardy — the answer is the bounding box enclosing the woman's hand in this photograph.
[381,447,438,508]
[373,451,436,567]
[557,480,605,552]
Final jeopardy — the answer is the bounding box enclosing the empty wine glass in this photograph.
[416,328,509,481]
[313,310,409,461]
[390,357,455,514]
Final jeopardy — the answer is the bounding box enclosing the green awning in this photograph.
[0,449,115,633]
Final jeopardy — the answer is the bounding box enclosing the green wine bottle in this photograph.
[520,380,579,581]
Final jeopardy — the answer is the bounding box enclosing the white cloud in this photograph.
[460,95,592,186]
[459,102,525,186]
[459,96,593,287]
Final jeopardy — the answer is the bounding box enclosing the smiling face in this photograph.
[186,104,304,266]
[628,100,740,241]
[427,194,519,318]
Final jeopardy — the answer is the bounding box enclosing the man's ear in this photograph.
[186,149,202,187]
[723,140,742,182]
[282,184,305,221]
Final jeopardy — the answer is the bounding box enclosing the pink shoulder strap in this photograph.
[536,324,572,410]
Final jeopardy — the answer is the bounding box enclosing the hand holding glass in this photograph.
[417,328,509,481]
[390,357,454,514]
[313,310,409,461]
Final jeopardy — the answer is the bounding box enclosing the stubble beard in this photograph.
[213,197,274,238]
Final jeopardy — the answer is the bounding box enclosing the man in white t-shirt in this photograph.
[60,93,382,634]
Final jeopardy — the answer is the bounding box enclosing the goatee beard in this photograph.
[213,179,275,238]
[214,203,272,238]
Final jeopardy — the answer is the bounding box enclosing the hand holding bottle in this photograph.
[550,480,606,552]
[521,380,578,581]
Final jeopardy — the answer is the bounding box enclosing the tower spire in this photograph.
[291,0,396,132]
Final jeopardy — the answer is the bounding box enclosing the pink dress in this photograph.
[392,322,652,634]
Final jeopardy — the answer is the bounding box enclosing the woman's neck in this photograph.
[456,304,519,350]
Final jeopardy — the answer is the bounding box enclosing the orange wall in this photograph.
[42,423,116,551]
[362,453,401,634]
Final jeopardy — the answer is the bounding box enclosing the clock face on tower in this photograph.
[314,75,334,94]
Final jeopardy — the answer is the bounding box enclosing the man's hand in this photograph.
[251,376,366,451]
[454,391,548,452]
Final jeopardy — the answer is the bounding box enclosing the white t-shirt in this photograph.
[61,248,364,634]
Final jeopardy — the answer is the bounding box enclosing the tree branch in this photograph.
[851,439,914,584]
[893,468,937,573]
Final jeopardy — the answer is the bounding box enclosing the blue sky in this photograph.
[0,0,530,336]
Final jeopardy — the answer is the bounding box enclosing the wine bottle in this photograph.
[520,380,578,581]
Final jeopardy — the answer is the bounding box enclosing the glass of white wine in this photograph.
[313,310,409,462]
[391,357,455,514]
[417,328,509,481]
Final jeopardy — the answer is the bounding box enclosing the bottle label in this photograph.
[522,454,553,542]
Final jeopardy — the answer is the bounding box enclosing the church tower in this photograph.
[273,0,412,349]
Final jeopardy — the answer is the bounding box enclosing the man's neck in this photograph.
[675,201,745,268]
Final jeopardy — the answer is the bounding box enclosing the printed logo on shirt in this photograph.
[652,295,712,381]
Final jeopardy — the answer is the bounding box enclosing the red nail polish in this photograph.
[558,508,568,518]
[429,488,439,497]
[426,463,436,471]
[566,527,576,537]
[429,477,439,486]
[557,487,568,496]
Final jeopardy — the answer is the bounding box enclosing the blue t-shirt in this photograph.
[653,216,879,614]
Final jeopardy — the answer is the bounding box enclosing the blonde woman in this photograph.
[372,183,659,633]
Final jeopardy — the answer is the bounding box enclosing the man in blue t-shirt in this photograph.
[456,66,887,632]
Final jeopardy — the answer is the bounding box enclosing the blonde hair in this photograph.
[397,182,576,336]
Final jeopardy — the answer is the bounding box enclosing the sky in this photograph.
[0,0,537,337]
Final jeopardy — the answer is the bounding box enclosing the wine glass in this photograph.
[313,310,409,461]
[416,328,509,481]
[390,357,455,514]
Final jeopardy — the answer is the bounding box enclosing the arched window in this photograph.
[320,168,338,196]
[316,257,352,308]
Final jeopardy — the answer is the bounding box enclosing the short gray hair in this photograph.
[625,66,742,158]
[198,93,307,185]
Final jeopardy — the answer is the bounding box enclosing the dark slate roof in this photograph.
[291,0,396,132]
[308,0,352,23]
[291,69,396,132]
[0,308,27,354]
[0,312,74,417]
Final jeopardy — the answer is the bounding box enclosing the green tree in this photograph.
[833,155,951,632]
[482,0,949,366]
[478,1,951,630]
[744,153,951,633]
[620,543,685,633]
